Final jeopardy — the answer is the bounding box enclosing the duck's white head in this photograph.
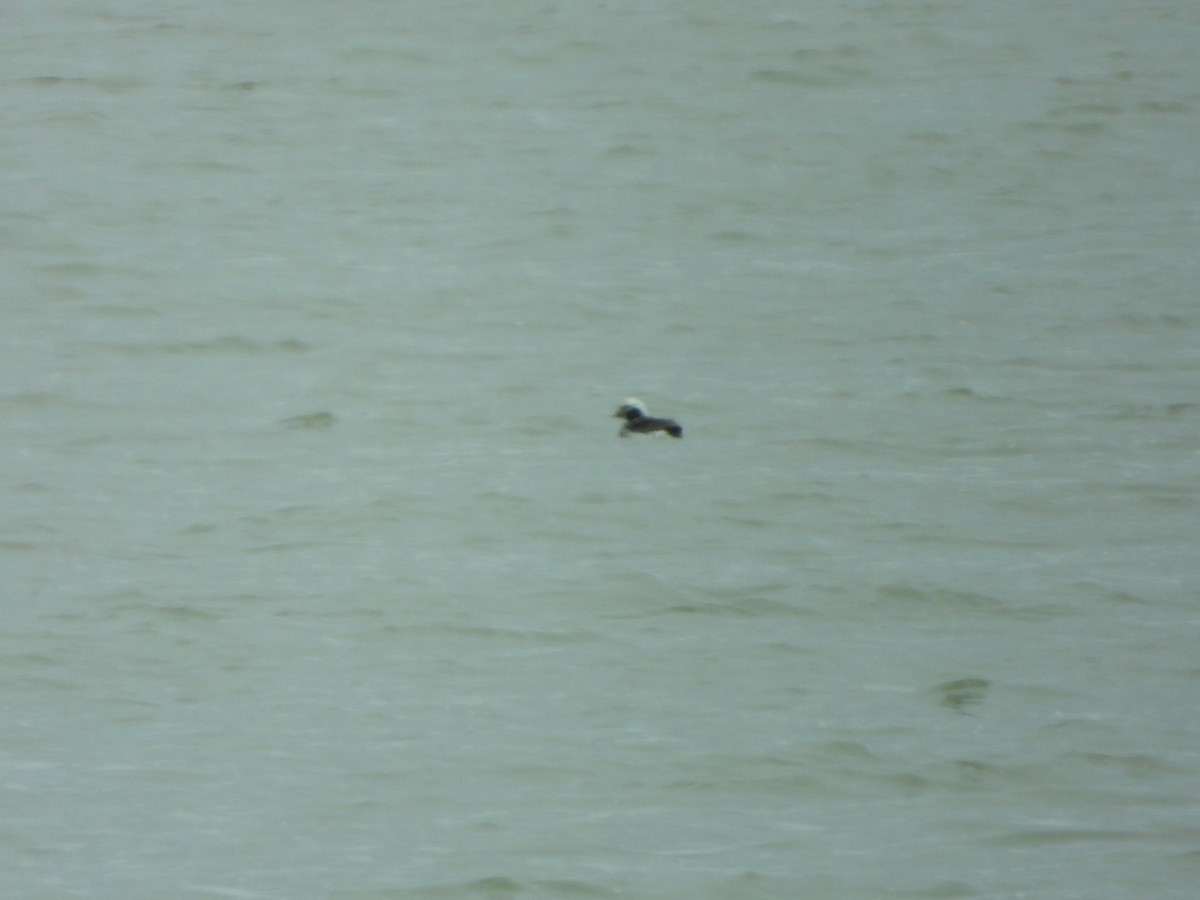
[614,397,648,419]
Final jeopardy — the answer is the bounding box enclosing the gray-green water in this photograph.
[4,1,1198,897]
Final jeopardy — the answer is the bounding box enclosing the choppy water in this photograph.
[4,1,1199,898]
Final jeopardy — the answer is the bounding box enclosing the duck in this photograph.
[613,398,682,438]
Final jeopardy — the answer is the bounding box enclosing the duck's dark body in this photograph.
[614,399,682,438]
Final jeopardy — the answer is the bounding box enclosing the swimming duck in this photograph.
[613,398,683,438]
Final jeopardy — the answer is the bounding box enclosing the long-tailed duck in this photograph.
[613,398,682,438]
